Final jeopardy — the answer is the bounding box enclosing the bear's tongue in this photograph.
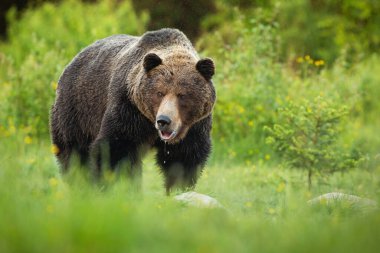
[160,130,173,139]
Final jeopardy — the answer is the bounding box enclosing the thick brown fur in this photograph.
[50,28,216,194]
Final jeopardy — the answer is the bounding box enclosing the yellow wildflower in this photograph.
[296,57,304,63]
[268,208,276,214]
[248,120,254,127]
[305,55,311,61]
[51,144,60,155]
[245,201,253,208]
[24,136,32,144]
[265,154,271,160]
[51,81,58,90]
[238,105,245,114]
[315,60,325,67]
[49,177,58,187]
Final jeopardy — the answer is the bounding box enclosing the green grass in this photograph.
[1,136,379,253]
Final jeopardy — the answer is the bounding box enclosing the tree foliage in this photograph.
[265,97,361,188]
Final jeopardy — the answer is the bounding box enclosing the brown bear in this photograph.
[50,28,216,194]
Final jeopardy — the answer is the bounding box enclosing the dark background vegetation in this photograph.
[1,0,379,63]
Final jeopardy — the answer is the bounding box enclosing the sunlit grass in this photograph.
[1,136,379,253]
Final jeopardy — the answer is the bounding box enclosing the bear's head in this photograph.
[135,52,216,144]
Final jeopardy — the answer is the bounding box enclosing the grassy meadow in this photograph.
[1,134,380,253]
[1,0,380,252]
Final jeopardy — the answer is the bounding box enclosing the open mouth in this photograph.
[158,130,177,141]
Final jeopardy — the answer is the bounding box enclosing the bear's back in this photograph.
[54,35,137,140]
[57,34,136,92]
[137,28,195,53]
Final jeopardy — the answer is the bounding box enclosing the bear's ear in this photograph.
[196,58,215,81]
[143,53,162,72]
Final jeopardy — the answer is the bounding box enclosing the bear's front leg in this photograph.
[163,163,201,196]
[89,102,145,189]
[90,137,142,187]
[155,126,211,195]
[89,98,156,189]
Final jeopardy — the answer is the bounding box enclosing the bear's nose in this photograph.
[156,115,172,128]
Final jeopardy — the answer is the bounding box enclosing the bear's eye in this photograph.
[157,92,164,98]
[178,94,186,99]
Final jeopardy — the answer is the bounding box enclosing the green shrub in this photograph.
[265,96,361,188]
[0,0,146,137]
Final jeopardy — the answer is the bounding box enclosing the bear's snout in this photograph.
[155,114,180,141]
[156,114,175,140]
[154,94,184,142]
[156,115,172,129]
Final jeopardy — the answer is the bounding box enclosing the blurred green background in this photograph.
[0,0,379,252]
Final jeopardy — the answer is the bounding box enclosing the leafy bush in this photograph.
[265,97,361,188]
[0,0,146,137]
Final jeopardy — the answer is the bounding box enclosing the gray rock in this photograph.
[308,192,378,212]
[174,191,223,208]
